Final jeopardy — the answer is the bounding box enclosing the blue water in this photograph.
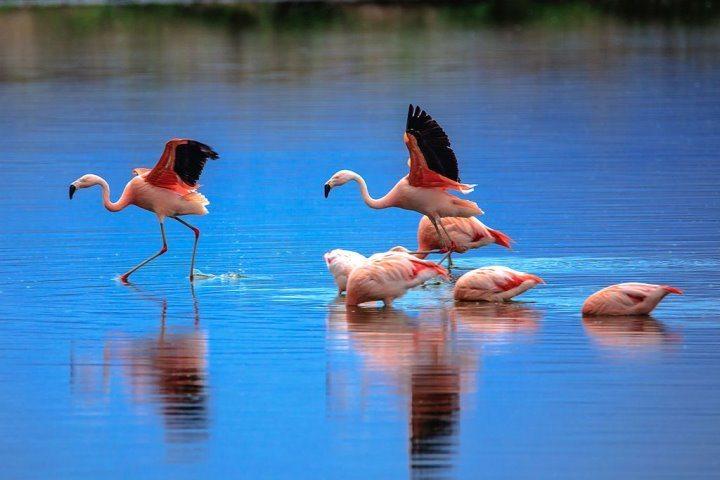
[1,11,719,479]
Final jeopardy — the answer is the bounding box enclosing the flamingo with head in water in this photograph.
[68,138,219,283]
[582,283,683,316]
[324,105,482,251]
[323,246,412,294]
[453,266,544,302]
[345,252,448,307]
[416,215,512,266]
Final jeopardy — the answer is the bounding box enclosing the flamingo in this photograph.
[324,249,369,294]
[68,138,219,283]
[582,283,683,316]
[324,246,411,293]
[324,105,482,251]
[453,266,544,302]
[345,254,448,307]
[416,215,512,265]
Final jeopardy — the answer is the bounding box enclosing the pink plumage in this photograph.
[69,138,218,282]
[346,253,448,307]
[324,105,482,252]
[324,249,369,293]
[582,283,683,316]
[416,216,512,257]
[323,247,412,294]
[454,266,544,302]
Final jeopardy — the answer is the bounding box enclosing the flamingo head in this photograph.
[324,170,356,198]
[69,174,100,199]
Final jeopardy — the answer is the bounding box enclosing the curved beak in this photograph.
[69,184,76,199]
[324,183,332,198]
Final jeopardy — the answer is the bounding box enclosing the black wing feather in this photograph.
[173,141,219,186]
[405,104,460,182]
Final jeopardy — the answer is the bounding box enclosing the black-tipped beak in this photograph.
[324,183,331,198]
[69,184,76,199]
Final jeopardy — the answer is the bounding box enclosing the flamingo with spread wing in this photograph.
[68,138,219,283]
[324,105,482,250]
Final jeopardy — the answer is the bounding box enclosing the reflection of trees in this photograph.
[2,9,713,86]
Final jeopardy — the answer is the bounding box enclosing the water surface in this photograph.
[0,10,719,479]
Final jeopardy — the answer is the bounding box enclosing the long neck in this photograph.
[352,174,391,209]
[95,177,129,212]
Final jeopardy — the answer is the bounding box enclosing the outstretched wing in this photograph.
[404,105,474,192]
[405,104,459,181]
[145,139,219,194]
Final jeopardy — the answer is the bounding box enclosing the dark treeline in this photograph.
[2,1,719,29]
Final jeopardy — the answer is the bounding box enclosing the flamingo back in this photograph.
[454,266,543,302]
[582,283,683,316]
[346,255,447,306]
[324,249,368,293]
[417,216,512,253]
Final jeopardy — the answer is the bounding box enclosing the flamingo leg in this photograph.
[438,250,452,266]
[438,219,457,252]
[432,217,456,267]
[429,217,450,251]
[406,249,442,256]
[172,216,200,281]
[120,222,168,283]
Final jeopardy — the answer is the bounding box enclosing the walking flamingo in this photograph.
[416,216,512,266]
[453,266,544,302]
[346,254,448,307]
[68,138,219,283]
[582,283,683,316]
[324,105,482,250]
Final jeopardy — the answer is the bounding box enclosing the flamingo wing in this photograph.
[404,104,475,192]
[145,139,219,194]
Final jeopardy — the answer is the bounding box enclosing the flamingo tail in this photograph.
[489,228,513,249]
[663,285,684,295]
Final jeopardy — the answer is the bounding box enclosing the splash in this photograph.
[192,269,247,280]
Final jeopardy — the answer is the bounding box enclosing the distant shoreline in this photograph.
[1,1,718,26]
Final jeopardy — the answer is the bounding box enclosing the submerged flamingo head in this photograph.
[69,174,101,199]
[324,170,357,198]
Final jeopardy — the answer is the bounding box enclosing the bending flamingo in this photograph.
[324,249,368,294]
[324,246,411,293]
[69,138,219,283]
[582,283,683,316]
[346,254,448,307]
[454,266,544,302]
[416,215,512,265]
[324,105,482,250]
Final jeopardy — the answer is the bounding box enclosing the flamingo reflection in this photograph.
[583,315,680,352]
[451,302,540,338]
[326,302,541,477]
[71,288,209,446]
